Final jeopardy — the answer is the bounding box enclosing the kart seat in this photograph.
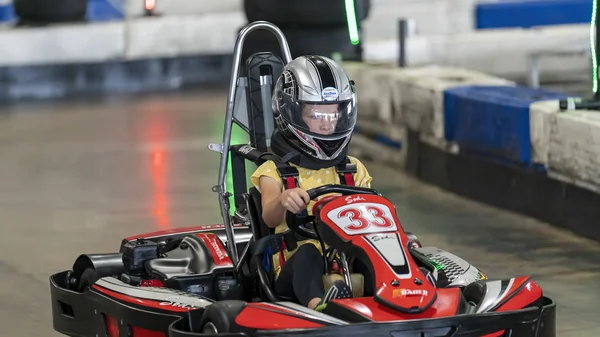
[245,187,273,240]
[244,188,290,302]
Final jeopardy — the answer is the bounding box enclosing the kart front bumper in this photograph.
[170,297,556,337]
[51,268,555,337]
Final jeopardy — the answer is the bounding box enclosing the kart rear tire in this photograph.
[240,25,362,63]
[77,268,99,293]
[199,301,247,334]
[244,0,370,26]
[14,0,87,24]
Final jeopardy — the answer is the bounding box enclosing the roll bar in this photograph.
[211,21,293,265]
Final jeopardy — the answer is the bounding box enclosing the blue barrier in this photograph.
[0,2,14,22]
[475,0,592,29]
[87,0,124,21]
[353,126,402,150]
[443,85,570,166]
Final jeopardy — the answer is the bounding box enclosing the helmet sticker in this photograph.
[321,87,339,101]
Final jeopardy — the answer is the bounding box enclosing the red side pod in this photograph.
[493,277,544,312]
[105,316,120,337]
[92,285,195,313]
[195,233,233,267]
[235,303,325,330]
[91,277,212,313]
[124,223,245,242]
[104,315,165,337]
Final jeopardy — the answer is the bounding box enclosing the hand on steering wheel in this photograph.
[285,184,381,240]
[279,188,310,214]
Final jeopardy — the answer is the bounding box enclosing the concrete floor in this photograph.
[0,90,598,337]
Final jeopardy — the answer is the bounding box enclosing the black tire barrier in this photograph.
[240,24,362,64]
[244,0,370,27]
[14,0,87,24]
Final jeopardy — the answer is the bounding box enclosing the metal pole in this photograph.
[354,0,363,62]
[123,0,131,57]
[260,75,274,147]
[216,21,293,265]
[398,19,407,68]
[595,0,600,101]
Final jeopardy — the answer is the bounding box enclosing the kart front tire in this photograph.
[201,322,220,334]
[199,301,247,334]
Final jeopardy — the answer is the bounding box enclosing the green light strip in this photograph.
[226,123,250,215]
[212,117,249,216]
[344,0,360,45]
[429,260,445,271]
[591,0,598,93]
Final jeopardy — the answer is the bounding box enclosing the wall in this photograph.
[2,0,594,35]
[344,62,600,243]
[0,1,598,242]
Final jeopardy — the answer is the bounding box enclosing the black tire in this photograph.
[405,231,422,248]
[463,280,487,306]
[14,0,87,24]
[244,0,370,27]
[241,25,362,63]
[77,268,99,293]
[198,301,247,334]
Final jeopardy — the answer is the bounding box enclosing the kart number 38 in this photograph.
[327,203,397,236]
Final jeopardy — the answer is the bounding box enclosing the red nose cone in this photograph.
[374,280,437,313]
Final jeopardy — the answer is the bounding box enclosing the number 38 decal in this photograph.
[326,203,397,235]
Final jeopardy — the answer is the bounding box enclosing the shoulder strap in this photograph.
[335,156,357,186]
[271,151,300,190]
[275,161,300,190]
[273,155,357,189]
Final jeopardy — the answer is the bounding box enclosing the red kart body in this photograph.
[311,194,545,322]
[50,193,555,337]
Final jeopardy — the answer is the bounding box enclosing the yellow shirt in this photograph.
[250,156,372,275]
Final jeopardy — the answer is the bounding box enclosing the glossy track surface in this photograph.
[0,90,598,336]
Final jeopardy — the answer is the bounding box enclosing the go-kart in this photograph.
[49,21,556,337]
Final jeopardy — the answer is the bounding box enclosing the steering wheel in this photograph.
[285,184,381,240]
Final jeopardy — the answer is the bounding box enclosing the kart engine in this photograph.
[119,236,241,302]
[121,238,159,281]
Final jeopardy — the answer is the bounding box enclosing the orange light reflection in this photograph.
[145,0,156,10]
[151,149,170,229]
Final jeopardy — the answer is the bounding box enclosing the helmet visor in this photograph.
[280,100,356,137]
